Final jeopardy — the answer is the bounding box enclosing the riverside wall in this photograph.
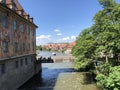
[52,55,75,62]
[37,54,75,63]
[0,54,41,90]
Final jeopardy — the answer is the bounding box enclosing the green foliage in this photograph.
[96,74,107,88]
[98,0,116,8]
[96,66,120,90]
[36,45,43,50]
[74,58,90,71]
[72,0,120,69]
[97,63,111,76]
[72,0,120,89]
[93,2,120,89]
[72,28,96,70]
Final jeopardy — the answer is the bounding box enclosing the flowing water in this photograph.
[18,62,101,90]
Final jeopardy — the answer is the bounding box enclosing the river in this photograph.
[37,51,70,57]
[18,51,100,90]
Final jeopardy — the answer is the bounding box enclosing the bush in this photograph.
[97,63,111,76]
[96,66,120,90]
[74,58,92,71]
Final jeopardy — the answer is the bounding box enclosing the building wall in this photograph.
[0,4,36,59]
[0,2,41,90]
[0,55,36,90]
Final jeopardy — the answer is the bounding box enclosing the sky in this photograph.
[18,0,119,45]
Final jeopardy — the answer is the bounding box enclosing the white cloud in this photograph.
[71,36,76,40]
[62,37,70,41]
[57,33,62,36]
[54,29,60,32]
[36,35,52,45]
[36,35,51,40]
[36,35,76,45]
[57,36,76,43]
[58,37,70,42]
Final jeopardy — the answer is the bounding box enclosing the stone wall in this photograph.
[52,55,75,62]
[0,54,41,90]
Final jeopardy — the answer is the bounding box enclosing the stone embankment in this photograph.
[37,54,75,63]
[52,55,75,62]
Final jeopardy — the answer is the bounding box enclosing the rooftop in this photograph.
[0,0,35,24]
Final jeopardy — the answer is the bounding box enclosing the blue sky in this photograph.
[18,0,105,45]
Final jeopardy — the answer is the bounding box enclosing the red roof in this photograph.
[67,41,76,48]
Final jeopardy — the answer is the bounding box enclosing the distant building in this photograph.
[65,41,76,54]
[43,43,68,51]
[0,0,40,90]
[42,42,76,53]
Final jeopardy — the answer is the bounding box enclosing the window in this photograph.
[20,24,24,32]
[13,20,17,31]
[3,42,9,52]
[23,43,25,52]
[25,58,27,65]
[1,64,5,74]
[20,59,23,66]
[32,30,34,36]
[14,42,18,52]
[28,43,30,51]
[31,56,33,62]
[2,16,8,28]
[33,42,34,50]
[20,44,22,53]
[27,26,30,35]
[15,61,18,68]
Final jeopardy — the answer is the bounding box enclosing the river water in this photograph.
[37,51,69,57]
[18,51,100,90]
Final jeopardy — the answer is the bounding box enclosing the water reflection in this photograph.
[18,62,100,90]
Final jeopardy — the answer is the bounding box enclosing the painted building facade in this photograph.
[0,0,41,90]
[0,0,37,59]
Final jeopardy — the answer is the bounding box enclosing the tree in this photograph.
[93,0,120,64]
[92,0,120,89]
[36,45,43,51]
[72,27,96,70]
[72,0,120,79]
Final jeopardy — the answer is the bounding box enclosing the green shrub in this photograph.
[97,63,111,76]
[96,66,120,90]
[74,58,91,71]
